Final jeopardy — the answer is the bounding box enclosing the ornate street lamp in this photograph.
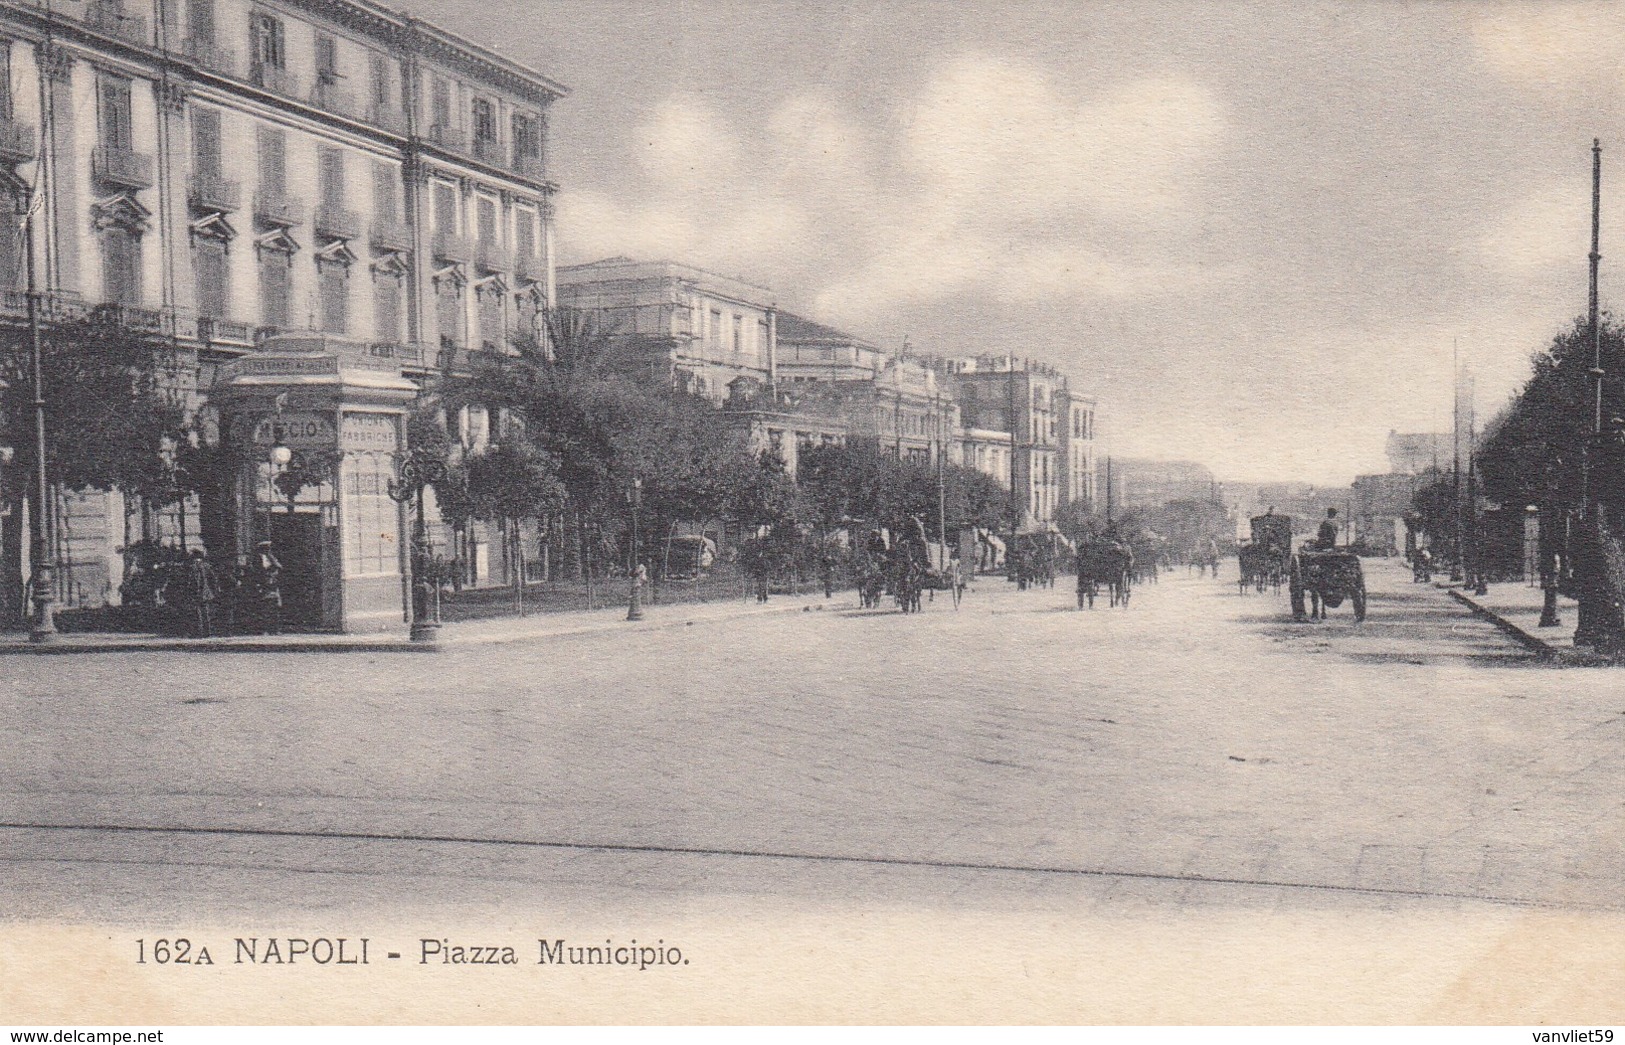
[626,477,645,621]
[15,184,53,642]
[387,455,447,643]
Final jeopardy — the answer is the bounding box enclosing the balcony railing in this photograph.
[475,241,512,274]
[183,37,239,77]
[433,230,474,264]
[315,204,361,240]
[368,105,407,135]
[365,340,424,368]
[188,173,241,213]
[92,146,154,191]
[250,63,299,99]
[253,192,304,228]
[512,153,546,183]
[426,123,466,154]
[197,316,255,346]
[0,119,37,166]
[93,302,167,335]
[311,81,356,117]
[369,218,412,254]
[472,135,503,166]
[85,2,148,44]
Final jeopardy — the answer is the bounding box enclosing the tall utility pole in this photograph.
[1451,338,1463,582]
[1578,139,1607,647]
[19,186,54,642]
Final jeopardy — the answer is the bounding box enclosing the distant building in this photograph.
[555,257,777,404]
[1386,431,1452,475]
[1102,459,1217,512]
[938,356,1074,524]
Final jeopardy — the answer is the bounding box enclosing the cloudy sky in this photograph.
[407,0,1625,484]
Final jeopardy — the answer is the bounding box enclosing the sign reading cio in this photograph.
[252,413,337,449]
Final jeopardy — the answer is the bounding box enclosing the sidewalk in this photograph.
[1443,578,1592,662]
[0,589,846,655]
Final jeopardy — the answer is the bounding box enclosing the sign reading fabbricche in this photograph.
[341,412,401,451]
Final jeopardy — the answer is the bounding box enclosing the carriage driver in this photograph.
[1315,508,1340,551]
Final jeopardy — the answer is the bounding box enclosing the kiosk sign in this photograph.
[249,413,338,448]
[342,412,401,452]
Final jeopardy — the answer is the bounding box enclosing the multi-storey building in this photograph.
[0,0,564,616]
[938,356,1073,524]
[1057,388,1096,512]
[1099,458,1218,511]
[555,257,777,404]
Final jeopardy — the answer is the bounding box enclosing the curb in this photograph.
[0,598,838,655]
[1443,589,1612,665]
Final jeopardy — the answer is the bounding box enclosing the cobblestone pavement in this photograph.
[3,559,1622,1021]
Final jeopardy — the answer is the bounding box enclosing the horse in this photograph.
[1077,540,1134,609]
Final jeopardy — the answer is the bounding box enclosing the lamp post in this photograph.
[1539,459,1563,628]
[386,455,446,643]
[626,477,644,621]
[16,185,53,642]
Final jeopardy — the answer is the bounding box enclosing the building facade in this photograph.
[0,0,564,616]
[555,257,777,404]
[938,356,1072,524]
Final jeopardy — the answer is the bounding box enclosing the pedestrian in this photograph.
[185,548,218,638]
[250,540,283,634]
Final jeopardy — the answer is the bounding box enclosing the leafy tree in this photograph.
[0,315,188,624]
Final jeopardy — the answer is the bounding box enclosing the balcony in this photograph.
[472,135,503,166]
[368,105,407,136]
[93,302,168,335]
[249,63,299,99]
[0,119,37,166]
[433,230,474,264]
[365,340,424,368]
[515,255,547,285]
[197,316,255,347]
[426,123,466,155]
[253,192,304,229]
[315,204,361,241]
[92,147,154,191]
[511,153,547,183]
[475,241,512,275]
[183,38,239,77]
[369,218,412,254]
[85,2,148,45]
[311,81,356,118]
[188,173,241,213]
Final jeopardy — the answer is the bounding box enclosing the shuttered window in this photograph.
[257,127,286,196]
[102,227,141,305]
[318,147,344,209]
[478,284,502,352]
[433,181,457,232]
[373,273,401,342]
[186,0,214,43]
[319,261,347,334]
[431,78,450,130]
[368,53,390,111]
[373,162,397,222]
[315,33,337,85]
[513,208,535,259]
[193,236,228,318]
[436,282,461,349]
[476,196,496,243]
[191,107,221,178]
[0,45,12,119]
[98,74,133,151]
[472,97,495,143]
[258,252,290,328]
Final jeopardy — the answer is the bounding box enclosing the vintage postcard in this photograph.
[1,0,1623,1027]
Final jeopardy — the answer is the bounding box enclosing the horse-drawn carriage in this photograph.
[1238,513,1293,594]
[1076,536,1134,609]
[857,519,966,612]
[1289,548,1367,622]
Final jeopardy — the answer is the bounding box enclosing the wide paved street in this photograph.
[4,560,1623,1022]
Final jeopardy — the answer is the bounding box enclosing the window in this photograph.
[258,251,290,328]
[343,454,400,576]
[319,260,348,333]
[431,78,451,130]
[101,227,141,305]
[472,97,496,143]
[368,53,391,111]
[314,32,337,85]
[511,112,540,164]
[733,315,742,354]
[0,187,21,291]
[257,127,286,195]
[757,319,768,355]
[513,207,536,259]
[436,282,462,349]
[98,73,133,151]
[193,236,228,318]
[0,44,12,119]
[186,0,215,43]
[318,147,344,209]
[478,283,502,352]
[709,309,721,348]
[373,271,401,341]
[433,181,457,231]
[191,107,221,178]
[250,12,285,71]
[373,162,398,223]
[476,196,497,243]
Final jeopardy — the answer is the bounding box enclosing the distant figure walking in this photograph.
[185,549,218,637]
[249,540,283,634]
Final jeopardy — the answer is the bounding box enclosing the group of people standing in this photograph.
[120,541,285,637]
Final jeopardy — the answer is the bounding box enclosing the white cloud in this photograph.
[1474,6,1625,98]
